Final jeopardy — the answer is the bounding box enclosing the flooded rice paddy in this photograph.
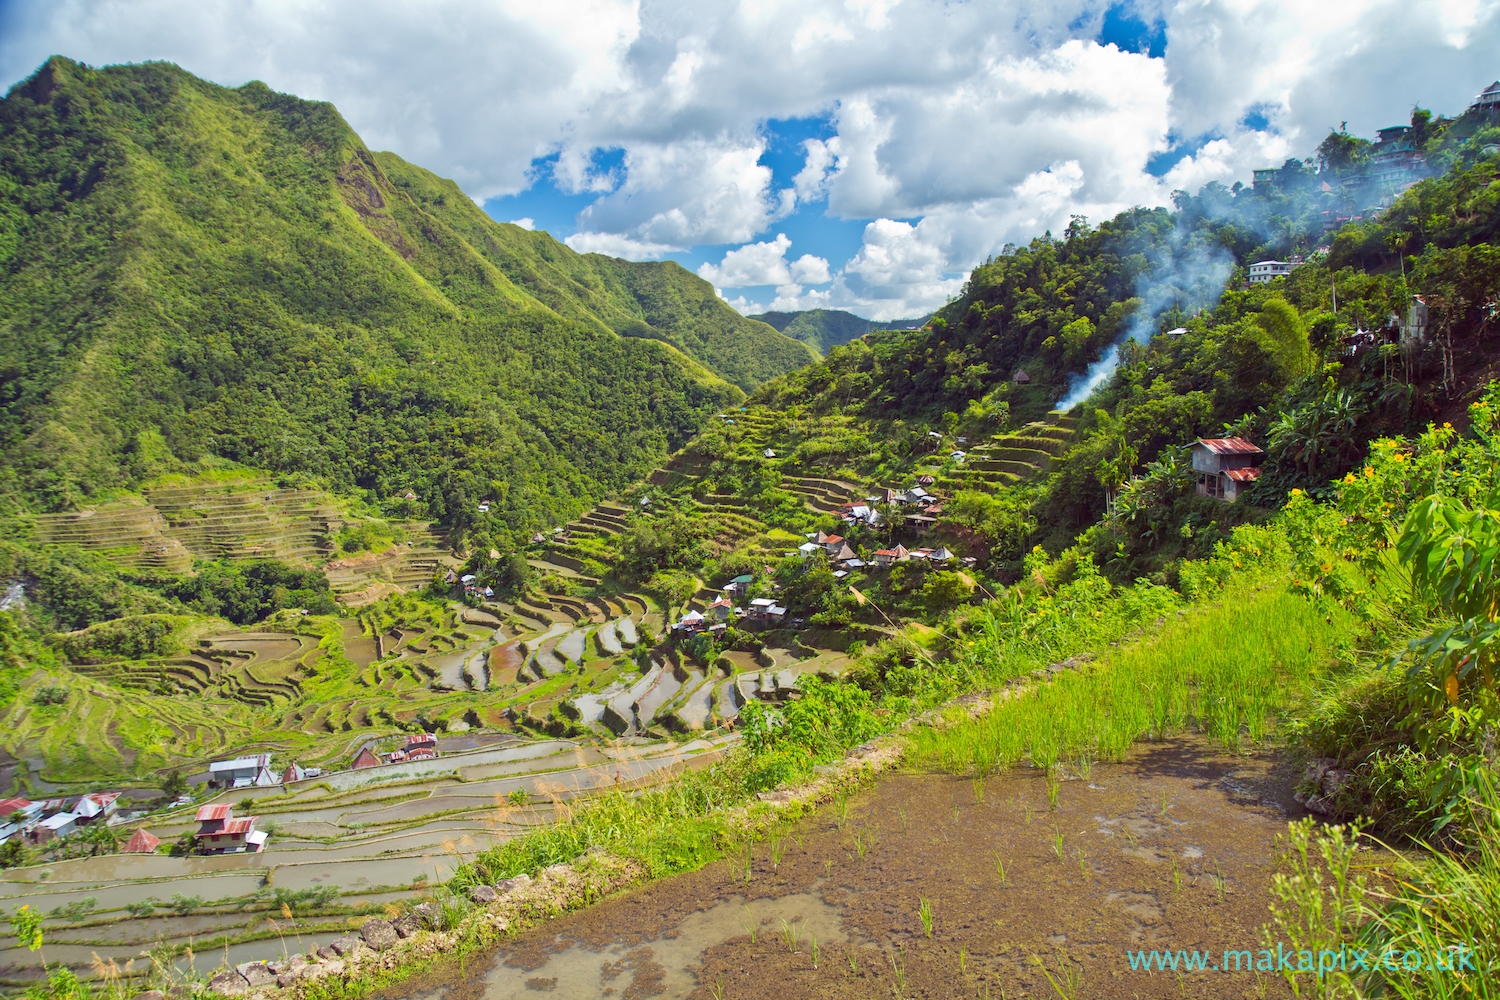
[0,736,732,982]
[390,737,1305,1000]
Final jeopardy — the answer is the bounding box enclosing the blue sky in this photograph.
[3,0,1496,319]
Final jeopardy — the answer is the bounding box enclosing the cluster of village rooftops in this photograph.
[0,791,148,849]
[672,442,1263,637]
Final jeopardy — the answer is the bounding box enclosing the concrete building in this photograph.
[209,754,272,788]
[1248,261,1296,283]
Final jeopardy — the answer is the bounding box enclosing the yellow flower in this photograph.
[1393,453,1407,463]
[1343,473,1356,484]
[1364,467,1374,478]
[1290,488,1303,496]
[1444,422,1453,429]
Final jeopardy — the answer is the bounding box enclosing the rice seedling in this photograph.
[848,948,858,973]
[959,944,969,974]
[952,801,961,823]
[741,918,758,944]
[780,918,803,953]
[833,794,849,828]
[1075,752,1093,780]
[853,831,870,859]
[889,947,907,998]
[1030,952,1081,1000]
[1210,860,1227,900]
[824,859,833,876]
[710,975,726,999]
[898,807,908,830]
[1024,804,1034,825]
[1171,856,1182,893]
[1052,830,1066,860]
[1159,791,1171,818]
[1045,769,1061,810]
[918,896,934,937]
[972,777,986,804]
[993,853,1007,886]
[809,931,820,969]
[1076,850,1089,877]
[769,833,787,869]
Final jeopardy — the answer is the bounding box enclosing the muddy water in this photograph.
[391,737,1303,1000]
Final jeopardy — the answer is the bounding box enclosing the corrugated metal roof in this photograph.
[223,817,257,835]
[1224,467,1263,482]
[1195,437,1264,456]
[196,803,232,822]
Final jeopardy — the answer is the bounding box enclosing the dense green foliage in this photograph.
[0,57,815,546]
[163,559,335,623]
[51,613,190,663]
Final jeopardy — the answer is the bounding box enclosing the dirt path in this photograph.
[393,737,1305,999]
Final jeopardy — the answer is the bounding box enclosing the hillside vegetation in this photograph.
[0,57,813,543]
[750,308,925,355]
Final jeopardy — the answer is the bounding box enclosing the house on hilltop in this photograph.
[1190,438,1265,501]
[1469,80,1500,116]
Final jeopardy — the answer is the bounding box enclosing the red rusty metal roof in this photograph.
[1195,437,1264,456]
[223,816,258,835]
[196,803,232,822]
[1223,467,1263,481]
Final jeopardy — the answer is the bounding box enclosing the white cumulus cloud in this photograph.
[698,233,831,288]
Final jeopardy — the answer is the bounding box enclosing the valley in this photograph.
[0,51,1496,1000]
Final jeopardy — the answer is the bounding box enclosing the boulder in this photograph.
[207,972,248,997]
[238,963,276,989]
[468,884,498,904]
[326,935,362,957]
[409,901,436,926]
[360,918,398,952]
[1294,759,1352,817]
[392,915,422,938]
[276,954,308,987]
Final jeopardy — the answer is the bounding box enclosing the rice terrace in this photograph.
[0,11,1498,1000]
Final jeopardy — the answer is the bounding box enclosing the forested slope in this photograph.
[0,57,812,537]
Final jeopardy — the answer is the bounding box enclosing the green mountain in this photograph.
[750,308,927,354]
[0,57,814,536]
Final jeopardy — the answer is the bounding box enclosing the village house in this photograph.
[905,513,937,534]
[0,797,33,823]
[209,754,272,789]
[33,812,78,844]
[746,597,787,625]
[708,596,735,621]
[122,828,160,854]
[1190,437,1265,501]
[390,732,440,763]
[1469,80,1500,116]
[352,747,382,769]
[873,544,909,567]
[676,609,708,634]
[73,792,120,825]
[1012,368,1031,384]
[193,803,266,854]
[1248,260,1296,283]
[721,574,753,597]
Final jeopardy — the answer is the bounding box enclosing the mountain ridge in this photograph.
[0,56,814,542]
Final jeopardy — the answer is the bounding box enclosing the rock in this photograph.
[327,935,362,957]
[468,884,498,904]
[167,987,198,1000]
[360,918,399,951]
[134,991,166,1000]
[207,972,248,997]
[275,956,309,988]
[239,963,276,988]
[316,946,339,961]
[409,901,437,926]
[494,874,531,895]
[392,915,421,938]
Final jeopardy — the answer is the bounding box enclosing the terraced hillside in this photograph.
[24,474,457,600]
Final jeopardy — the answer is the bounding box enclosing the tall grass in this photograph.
[910,577,1355,776]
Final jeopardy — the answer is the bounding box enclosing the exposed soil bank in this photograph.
[392,736,1304,999]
